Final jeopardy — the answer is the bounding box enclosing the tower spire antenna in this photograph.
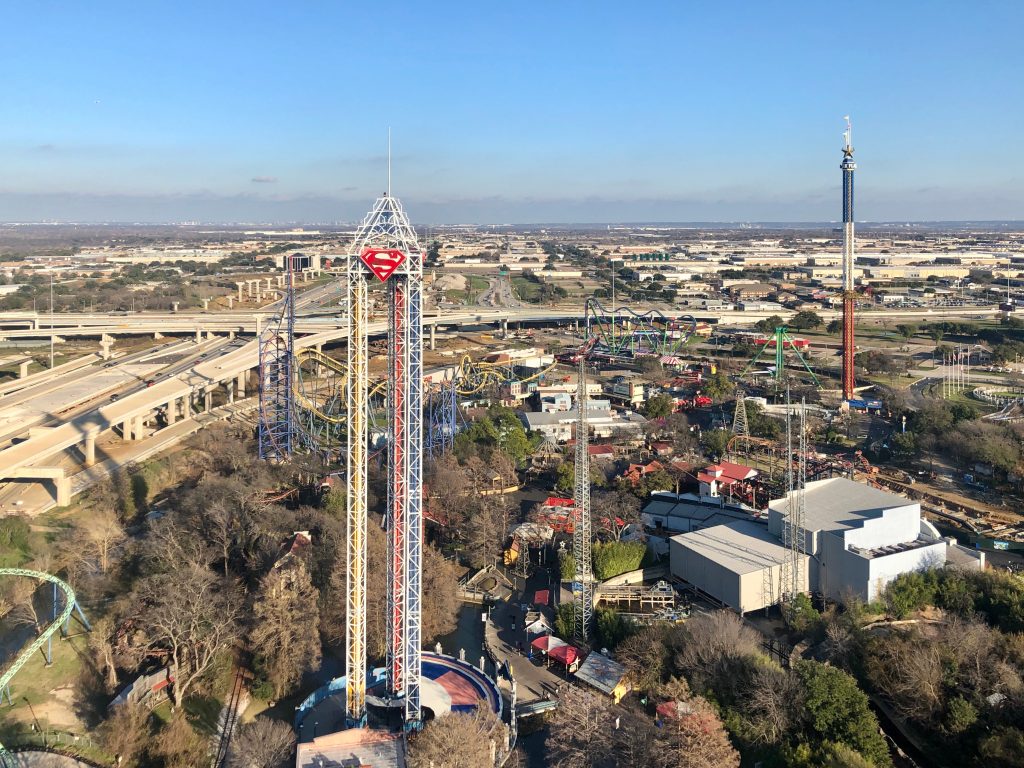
[387,127,392,197]
[843,115,853,154]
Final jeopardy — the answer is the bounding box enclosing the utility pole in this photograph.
[49,270,54,369]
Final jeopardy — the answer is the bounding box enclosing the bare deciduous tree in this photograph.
[250,564,321,699]
[75,506,125,574]
[99,703,151,767]
[662,694,740,768]
[865,628,945,724]
[132,565,242,706]
[618,625,670,692]
[407,706,504,768]
[674,610,761,690]
[545,685,615,768]
[230,716,296,768]
[153,710,207,768]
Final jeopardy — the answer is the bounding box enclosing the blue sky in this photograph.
[2,1,1022,223]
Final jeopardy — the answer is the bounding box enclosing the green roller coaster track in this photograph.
[0,568,91,766]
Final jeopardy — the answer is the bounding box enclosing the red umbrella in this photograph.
[548,644,579,666]
[531,635,566,652]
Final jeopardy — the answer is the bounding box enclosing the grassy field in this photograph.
[511,276,541,302]
[446,275,490,304]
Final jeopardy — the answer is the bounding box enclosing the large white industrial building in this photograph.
[668,477,983,612]
[669,519,808,614]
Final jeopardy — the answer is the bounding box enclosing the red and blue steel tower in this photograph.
[346,190,424,730]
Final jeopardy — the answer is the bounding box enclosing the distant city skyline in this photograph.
[3,2,1022,224]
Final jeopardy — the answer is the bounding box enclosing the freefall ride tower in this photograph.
[841,117,857,401]
[346,192,425,730]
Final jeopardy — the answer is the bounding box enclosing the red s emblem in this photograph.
[359,248,406,282]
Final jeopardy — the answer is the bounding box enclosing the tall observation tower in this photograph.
[841,116,857,401]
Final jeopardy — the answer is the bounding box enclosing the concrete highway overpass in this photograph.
[0,300,1002,508]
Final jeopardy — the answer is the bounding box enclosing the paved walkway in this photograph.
[484,564,574,704]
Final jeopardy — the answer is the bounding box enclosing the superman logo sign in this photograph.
[359,248,406,282]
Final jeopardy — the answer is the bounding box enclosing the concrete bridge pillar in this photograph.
[264,277,273,291]
[500,318,508,337]
[166,398,177,426]
[277,275,285,287]
[204,389,213,412]
[236,372,247,397]
[228,330,235,340]
[84,430,97,467]
[100,334,114,360]
[134,414,145,441]
[429,324,436,351]
[153,332,164,340]
[227,295,235,309]
[55,476,71,507]
[202,298,210,311]
[172,302,180,313]
[195,329,202,343]
[19,360,30,378]
[236,283,245,302]
[254,315,262,335]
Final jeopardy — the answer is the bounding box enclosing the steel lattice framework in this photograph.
[741,325,821,388]
[584,298,697,358]
[573,340,597,642]
[425,354,557,458]
[257,256,297,461]
[345,193,425,730]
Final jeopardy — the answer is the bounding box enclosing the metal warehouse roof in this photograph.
[768,477,915,533]
[671,520,791,575]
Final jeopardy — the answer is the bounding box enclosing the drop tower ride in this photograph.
[841,116,857,401]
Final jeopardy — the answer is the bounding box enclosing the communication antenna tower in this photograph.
[780,387,808,604]
[573,351,595,642]
[732,390,749,437]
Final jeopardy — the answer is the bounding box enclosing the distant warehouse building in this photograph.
[668,477,982,612]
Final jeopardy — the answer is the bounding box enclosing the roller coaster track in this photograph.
[0,569,90,767]
[583,298,697,357]
[449,354,558,396]
[294,348,385,425]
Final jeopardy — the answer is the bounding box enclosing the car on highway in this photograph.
[109,393,120,401]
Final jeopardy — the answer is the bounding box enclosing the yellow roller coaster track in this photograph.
[293,349,559,420]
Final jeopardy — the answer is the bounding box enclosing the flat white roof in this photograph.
[671,520,790,575]
[769,477,915,533]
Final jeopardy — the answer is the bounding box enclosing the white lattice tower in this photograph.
[345,193,425,728]
[792,398,808,598]
[573,353,594,642]
[345,217,369,726]
[732,390,749,437]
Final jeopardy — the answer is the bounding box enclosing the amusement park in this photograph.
[0,89,1021,768]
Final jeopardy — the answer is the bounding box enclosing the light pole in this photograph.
[49,270,54,369]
